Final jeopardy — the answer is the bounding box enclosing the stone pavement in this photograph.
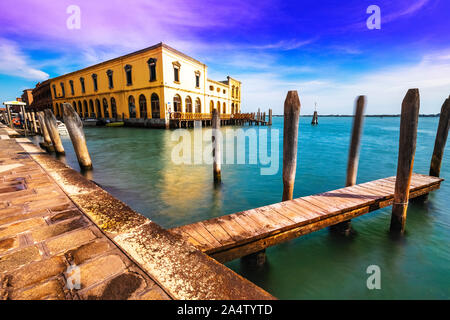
[0,128,170,300]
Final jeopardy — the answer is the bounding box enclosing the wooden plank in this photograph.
[189,222,223,249]
[200,220,235,246]
[292,198,329,217]
[269,202,309,224]
[217,215,251,241]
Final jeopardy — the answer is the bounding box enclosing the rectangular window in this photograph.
[60,82,65,97]
[69,80,74,95]
[125,65,132,85]
[80,78,85,93]
[195,75,200,88]
[150,65,156,81]
[174,67,179,82]
[107,70,114,88]
[52,85,57,97]
[92,74,98,91]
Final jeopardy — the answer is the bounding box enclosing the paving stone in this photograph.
[138,285,171,300]
[10,279,66,300]
[0,217,46,239]
[0,237,19,254]
[66,239,112,265]
[32,218,88,242]
[6,256,67,288]
[46,229,97,255]
[0,246,41,273]
[78,254,126,289]
[82,272,145,300]
[49,210,82,224]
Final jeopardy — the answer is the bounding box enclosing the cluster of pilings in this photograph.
[281,90,449,235]
[0,104,94,171]
[242,89,448,266]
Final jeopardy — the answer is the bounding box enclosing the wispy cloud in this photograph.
[0,39,48,80]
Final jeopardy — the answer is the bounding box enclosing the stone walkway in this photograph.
[0,128,170,300]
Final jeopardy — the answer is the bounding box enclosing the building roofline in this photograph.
[48,42,206,82]
[207,78,229,87]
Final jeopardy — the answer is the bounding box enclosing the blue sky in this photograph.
[0,0,449,114]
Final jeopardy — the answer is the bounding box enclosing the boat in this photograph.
[106,121,124,127]
[56,120,69,135]
[82,118,98,126]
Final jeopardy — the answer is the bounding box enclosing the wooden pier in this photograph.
[170,173,443,263]
[169,112,270,128]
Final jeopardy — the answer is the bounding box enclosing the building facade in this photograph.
[48,43,241,127]
[30,80,53,112]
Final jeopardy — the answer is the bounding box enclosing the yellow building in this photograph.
[49,42,242,128]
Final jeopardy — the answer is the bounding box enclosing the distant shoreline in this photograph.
[271,114,440,118]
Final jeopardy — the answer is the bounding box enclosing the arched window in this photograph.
[83,100,88,118]
[232,85,235,98]
[95,99,101,119]
[222,102,226,114]
[185,96,192,113]
[72,101,77,113]
[173,94,182,112]
[89,100,94,118]
[55,103,59,116]
[147,58,157,82]
[77,101,82,117]
[195,98,201,113]
[231,103,235,114]
[209,101,214,113]
[217,101,221,113]
[110,98,117,119]
[80,77,85,93]
[139,94,147,119]
[151,93,160,119]
[103,98,109,118]
[128,95,136,118]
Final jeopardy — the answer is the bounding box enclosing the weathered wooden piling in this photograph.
[268,109,272,125]
[282,91,301,201]
[37,111,53,147]
[44,109,65,155]
[31,112,38,133]
[331,95,366,236]
[212,108,221,183]
[63,103,93,170]
[311,111,318,125]
[429,97,449,177]
[6,105,13,128]
[390,89,420,233]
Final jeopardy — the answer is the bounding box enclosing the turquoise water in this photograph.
[46,117,449,299]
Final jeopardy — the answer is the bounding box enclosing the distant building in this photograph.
[30,80,53,112]
[21,89,33,108]
[47,42,242,127]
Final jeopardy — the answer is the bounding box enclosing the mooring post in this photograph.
[268,109,272,125]
[212,108,221,183]
[31,112,38,134]
[62,103,93,170]
[430,97,449,177]
[37,111,53,147]
[44,109,65,155]
[282,91,301,201]
[6,105,13,128]
[390,89,420,234]
[331,96,366,236]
